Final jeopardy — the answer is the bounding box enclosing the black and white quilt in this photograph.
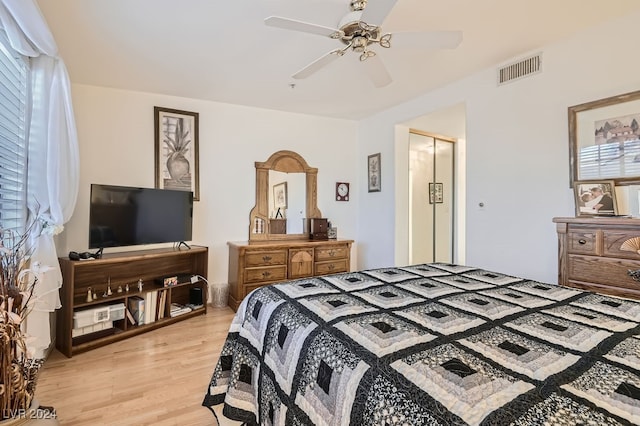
[203,263,640,425]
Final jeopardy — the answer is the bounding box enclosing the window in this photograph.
[0,32,29,234]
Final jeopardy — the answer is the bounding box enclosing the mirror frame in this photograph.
[568,89,640,187]
[249,150,322,241]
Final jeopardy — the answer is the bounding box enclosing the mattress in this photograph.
[203,263,640,425]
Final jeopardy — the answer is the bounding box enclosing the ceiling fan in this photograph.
[265,0,462,88]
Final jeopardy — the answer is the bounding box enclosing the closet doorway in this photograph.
[409,130,455,264]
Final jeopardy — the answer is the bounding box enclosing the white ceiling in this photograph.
[36,0,640,120]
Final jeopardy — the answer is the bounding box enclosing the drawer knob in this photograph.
[578,239,587,245]
[328,263,335,270]
[263,255,272,262]
[628,269,640,282]
[262,271,271,278]
[328,250,336,257]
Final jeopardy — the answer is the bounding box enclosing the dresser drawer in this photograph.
[315,245,348,261]
[244,283,269,298]
[566,228,599,255]
[245,250,287,267]
[244,265,287,284]
[567,254,640,290]
[289,248,314,279]
[315,259,348,275]
[603,229,640,259]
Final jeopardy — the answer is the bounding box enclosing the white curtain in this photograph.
[0,0,79,358]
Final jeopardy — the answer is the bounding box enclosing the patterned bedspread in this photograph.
[202,263,640,425]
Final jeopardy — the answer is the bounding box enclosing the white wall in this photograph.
[357,9,640,283]
[60,85,359,286]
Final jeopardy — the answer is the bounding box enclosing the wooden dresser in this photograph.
[227,239,353,310]
[553,216,640,299]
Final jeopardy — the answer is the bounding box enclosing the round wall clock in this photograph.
[336,182,350,201]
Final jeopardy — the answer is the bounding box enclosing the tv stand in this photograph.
[177,241,191,250]
[56,246,208,357]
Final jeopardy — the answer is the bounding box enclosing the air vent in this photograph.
[498,53,542,85]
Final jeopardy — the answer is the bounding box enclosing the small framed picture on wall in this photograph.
[368,153,381,192]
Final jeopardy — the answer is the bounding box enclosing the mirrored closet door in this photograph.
[409,130,455,263]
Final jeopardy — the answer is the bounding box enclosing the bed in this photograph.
[202,263,640,425]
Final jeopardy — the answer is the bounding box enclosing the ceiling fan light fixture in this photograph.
[350,0,367,12]
[379,33,392,48]
[359,50,375,61]
[352,36,367,53]
[265,0,462,88]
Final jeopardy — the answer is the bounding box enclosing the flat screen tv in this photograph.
[89,184,193,249]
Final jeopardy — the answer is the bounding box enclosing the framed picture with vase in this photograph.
[154,106,200,200]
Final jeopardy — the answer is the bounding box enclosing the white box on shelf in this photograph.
[73,306,110,329]
[109,303,126,321]
[72,320,114,338]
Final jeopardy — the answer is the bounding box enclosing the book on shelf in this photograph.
[125,307,136,325]
[143,291,158,324]
[170,302,192,318]
[127,296,145,325]
[152,291,158,321]
[157,290,167,319]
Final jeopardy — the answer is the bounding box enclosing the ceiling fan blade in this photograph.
[265,16,339,37]
[363,54,392,88]
[292,50,343,79]
[360,0,398,26]
[390,31,463,49]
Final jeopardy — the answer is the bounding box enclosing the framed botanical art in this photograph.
[568,90,640,188]
[154,107,200,200]
[573,180,618,216]
[273,182,288,210]
[368,153,381,192]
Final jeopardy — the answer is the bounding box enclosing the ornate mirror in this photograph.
[249,150,322,241]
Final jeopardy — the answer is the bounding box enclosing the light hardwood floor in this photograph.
[35,306,237,425]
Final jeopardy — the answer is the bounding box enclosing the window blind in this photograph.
[0,32,28,234]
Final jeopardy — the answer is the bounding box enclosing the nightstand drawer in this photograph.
[315,246,348,261]
[244,266,287,284]
[245,250,287,267]
[315,260,348,275]
[567,254,640,289]
[566,228,599,255]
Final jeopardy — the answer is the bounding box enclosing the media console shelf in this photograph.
[56,246,208,357]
